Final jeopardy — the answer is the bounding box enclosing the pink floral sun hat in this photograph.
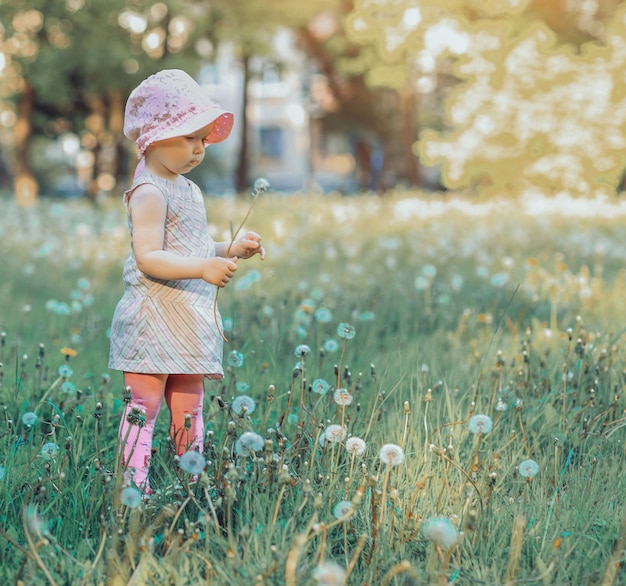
[124,69,234,156]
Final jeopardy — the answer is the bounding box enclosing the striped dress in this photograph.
[108,170,223,379]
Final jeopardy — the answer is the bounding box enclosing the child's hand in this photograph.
[232,231,265,260]
[202,257,238,287]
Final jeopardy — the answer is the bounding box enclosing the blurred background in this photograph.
[1,0,625,203]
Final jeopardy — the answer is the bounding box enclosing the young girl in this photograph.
[109,69,264,491]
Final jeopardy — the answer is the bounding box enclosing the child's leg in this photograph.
[119,372,167,489]
[164,374,205,455]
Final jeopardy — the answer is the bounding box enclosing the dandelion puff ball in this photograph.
[333,500,354,520]
[120,486,143,509]
[231,395,256,415]
[22,412,38,426]
[324,424,347,444]
[235,431,265,456]
[311,378,330,395]
[345,436,366,456]
[179,450,206,475]
[468,414,493,434]
[421,516,459,550]
[518,458,539,478]
[40,442,60,460]
[333,388,353,406]
[313,560,347,585]
[378,443,405,466]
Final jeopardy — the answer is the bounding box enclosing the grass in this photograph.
[1,189,626,585]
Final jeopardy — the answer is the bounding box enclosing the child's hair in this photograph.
[124,69,234,157]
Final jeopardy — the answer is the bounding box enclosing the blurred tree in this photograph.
[205,0,338,193]
[345,0,625,197]
[0,0,208,201]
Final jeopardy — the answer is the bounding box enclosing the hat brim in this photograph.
[150,110,234,148]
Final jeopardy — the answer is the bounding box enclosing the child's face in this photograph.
[146,122,214,178]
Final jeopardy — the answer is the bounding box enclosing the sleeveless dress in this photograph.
[108,170,224,379]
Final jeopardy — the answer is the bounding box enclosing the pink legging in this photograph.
[119,372,205,489]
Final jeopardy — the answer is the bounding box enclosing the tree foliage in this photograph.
[346,0,626,196]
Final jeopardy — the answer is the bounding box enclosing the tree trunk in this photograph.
[400,86,420,187]
[13,83,38,206]
[235,54,250,195]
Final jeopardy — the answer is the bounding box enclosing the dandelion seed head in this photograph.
[231,395,256,415]
[323,339,339,352]
[468,414,493,434]
[313,560,347,585]
[58,364,73,378]
[315,307,333,323]
[120,486,143,508]
[333,500,354,520]
[496,399,507,411]
[40,442,59,460]
[311,378,330,395]
[519,459,539,478]
[333,388,353,406]
[294,344,311,357]
[22,412,38,426]
[337,322,356,339]
[378,443,405,466]
[235,431,265,456]
[422,516,459,549]
[345,437,366,456]
[179,450,206,475]
[227,350,244,368]
[253,177,270,193]
[324,424,347,444]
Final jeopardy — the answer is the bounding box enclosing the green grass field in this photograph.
[1,190,626,585]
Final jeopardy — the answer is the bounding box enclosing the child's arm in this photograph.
[215,231,265,260]
[130,184,238,287]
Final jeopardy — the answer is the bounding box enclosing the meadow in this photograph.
[1,188,626,585]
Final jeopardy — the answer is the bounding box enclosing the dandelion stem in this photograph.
[214,181,266,342]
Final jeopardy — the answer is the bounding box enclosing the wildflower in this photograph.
[311,379,330,395]
[337,323,356,340]
[324,424,347,444]
[58,364,73,378]
[490,273,509,287]
[421,516,459,549]
[22,412,38,426]
[179,450,206,475]
[378,443,405,466]
[294,344,311,357]
[333,388,353,406]
[496,399,507,412]
[253,177,270,193]
[60,347,77,357]
[313,560,347,585]
[415,275,429,290]
[231,395,256,415]
[120,486,143,508]
[333,500,354,520]
[61,381,77,394]
[227,350,244,368]
[40,442,60,460]
[345,437,366,456]
[235,431,265,456]
[422,264,437,278]
[518,459,539,478]
[468,414,493,434]
[323,339,339,352]
[315,307,333,323]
